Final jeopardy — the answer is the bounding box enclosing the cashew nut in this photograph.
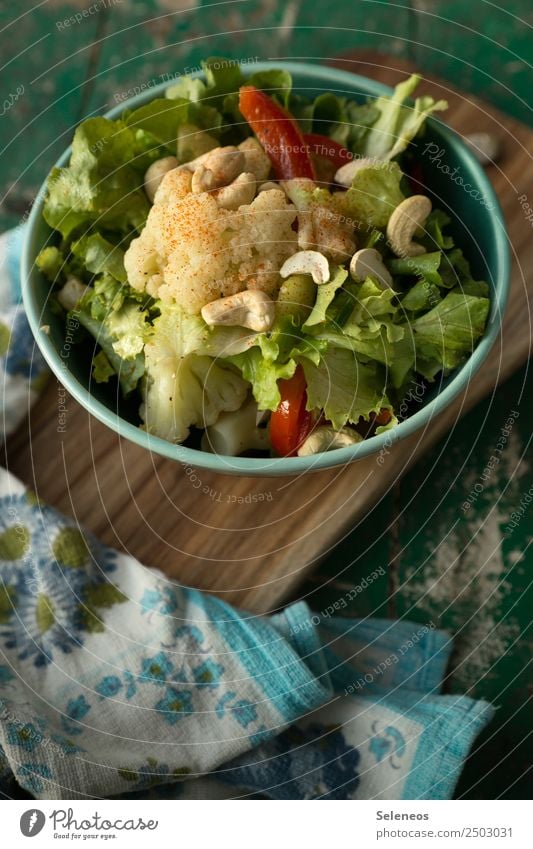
[144,156,178,203]
[201,290,275,332]
[176,123,218,163]
[191,165,217,195]
[334,157,379,187]
[386,195,432,257]
[57,275,88,311]
[464,131,501,165]
[258,181,282,193]
[238,137,272,182]
[349,248,393,289]
[216,172,256,210]
[279,250,330,285]
[191,163,218,194]
[190,146,245,194]
[204,146,244,184]
[297,426,362,456]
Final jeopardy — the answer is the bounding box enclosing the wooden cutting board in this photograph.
[6,55,532,614]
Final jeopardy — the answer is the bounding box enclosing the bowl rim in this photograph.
[21,60,510,477]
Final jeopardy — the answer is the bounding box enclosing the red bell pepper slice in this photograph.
[269,365,314,457]
[374,409,392,426]
[238,85,316,181]
[303,133,352,169]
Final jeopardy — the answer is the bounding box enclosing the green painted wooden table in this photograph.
[1,0,531,800]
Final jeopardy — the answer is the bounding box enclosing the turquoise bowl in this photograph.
[22,62,510,476]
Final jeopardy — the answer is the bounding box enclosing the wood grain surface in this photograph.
[6,56,532,614]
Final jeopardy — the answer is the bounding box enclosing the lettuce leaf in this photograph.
[360,74,447,161]
[303,266,348,328]
[144,302,264,360]
[43,117,153,239]
[125,96,221,145]
[289,91,343,134]
[302,348,390,429]
[246,69,292,108]
[71,233,127,283]
[411,292,490,371]
[92,350,116,384]
[422,209,454,251]
[165,76,207,103]
[107,303,147,360]
[343,278,399,332]
[78,274,130,322]
[226,313,325,410]
[229,347,296,411]
[201,56,245,102]
[400,279,442,312]
[74,273,152,394]
[36,246,66,282]
[387,251,443,286]
[76,307,145,396]
[342,162,405,229]
[291,92,379,147]
[388,246,488,295]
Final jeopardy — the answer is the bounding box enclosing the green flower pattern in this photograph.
[0,492,126,666]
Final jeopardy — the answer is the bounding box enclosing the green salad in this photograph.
[37,59,490,458]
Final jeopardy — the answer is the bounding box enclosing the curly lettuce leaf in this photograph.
[302,348,390,429]
[339,99,381,150]
[71,233,127,283]
[454,280,490,298]
[342,162,405,229]
[361,74,447,161]
[388,245,489,294]
[76,307,145,396]
[74,274,151,394]
[293,91,350,135]
[344,278,399,332]
[144,302,262,360]
[107,303,147,360]
[79,274,128,322]
[43,117,154,239]
[411,291,490,371]
[165,75,207,102]
[229,347,296,411]
[227,314,325,410]
[92,350,116,384]
[421,209,455,251]
[201,56,245,101]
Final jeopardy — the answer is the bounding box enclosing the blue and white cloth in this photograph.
[0,228,494,800]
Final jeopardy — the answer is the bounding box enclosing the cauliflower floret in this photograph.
[140,303,250,443]
[124,170,298,314]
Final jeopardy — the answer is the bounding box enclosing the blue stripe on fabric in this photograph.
[379,690,495,800]
[191,591,330,724]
